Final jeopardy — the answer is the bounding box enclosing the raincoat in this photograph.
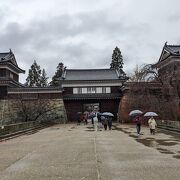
[148,117,157,129]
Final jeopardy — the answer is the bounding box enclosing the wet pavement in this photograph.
[113,124,180,159]
[0,123,179,180]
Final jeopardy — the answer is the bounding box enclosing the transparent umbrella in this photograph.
[88,113,96,118]
[102,112,114,117]
[83,111,89,115]
[129,110,143,116]
[144,112,158,117]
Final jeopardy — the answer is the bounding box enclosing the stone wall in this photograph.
[118,91,131,123]
[0,121,39,135]
[157,120,180,130]
[0,98,67,126]
[118,86,180,123]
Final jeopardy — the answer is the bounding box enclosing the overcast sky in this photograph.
[0,0,180,83]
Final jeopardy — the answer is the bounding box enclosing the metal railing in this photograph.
[157,120,180,130]
[0,121,39,135]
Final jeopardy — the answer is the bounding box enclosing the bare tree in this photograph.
[9,94,66,123]
[126,63,180,121]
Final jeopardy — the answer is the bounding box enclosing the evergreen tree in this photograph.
[50,62,65,86]
[110,46,124,70]
[40,69,49,87]
[26,60,42,87]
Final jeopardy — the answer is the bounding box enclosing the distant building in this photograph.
[2,43,179,123]
[119,42,180,122]
[0,50,25,98]
[60,69,128,121]
[155,42,180,88]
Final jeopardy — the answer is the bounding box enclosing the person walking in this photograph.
[148,117,157,135]
[93,112,98,131]
[83,112,88,125]
[77,112,82,125]
[133,115,142,135]
[102,116,108,130]
[107,116,112,130]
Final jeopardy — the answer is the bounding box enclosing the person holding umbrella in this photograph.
[144,112,158,135]
[83,111,89,125]
[77,112,82,125]
[129,110,143,136]
[102,112,114,130]
[133,115,142,136]
[148,116,157,135]
[102,116,108,130]
[107,116,112,130]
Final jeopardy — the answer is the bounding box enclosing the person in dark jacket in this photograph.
[107,117,112,130]
[77,112,82,125]
[133,115,142,135]
[101,116,107,130]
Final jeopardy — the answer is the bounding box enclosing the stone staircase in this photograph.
[0,122,53,142]
[157,120,180,133]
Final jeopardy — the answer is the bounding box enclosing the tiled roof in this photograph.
[0,50,25,73]
[165,44,180,55]
[63,69,125,81]
[63,93,121,100]
[0,52,10,61]
[8,87,62,93]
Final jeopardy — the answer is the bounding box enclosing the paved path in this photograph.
[0,124,179,180]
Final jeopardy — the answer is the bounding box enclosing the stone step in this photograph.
[157,125,180,134]
[0,124,51,142]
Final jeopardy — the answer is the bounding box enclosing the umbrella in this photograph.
[100,116,106,120]
[102,112,114,117]
[88,113,96,118]
[144,112,158,117]
[97,112,103,116]
[83,111,89,115]
[129,110,143,116]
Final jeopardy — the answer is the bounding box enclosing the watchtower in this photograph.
[0,49,25,98]
[155,42,180,85]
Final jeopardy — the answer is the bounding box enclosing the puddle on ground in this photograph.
[86,126,94,129]
[113,125,179,158]
[85,130,95,132]
[135,138,178,148]
[113,126,131,134]
[136,138,158,147]
[145,137,155,140]
[160,151,175,154]
[114,125,179,145]
[156,140,178,146]
[129,134,138,138]
[50,127,60,130]
[156,148,175,154]
[158,130,180,140]
[173,155,180,159]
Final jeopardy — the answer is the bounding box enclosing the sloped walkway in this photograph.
[0,123,179,180]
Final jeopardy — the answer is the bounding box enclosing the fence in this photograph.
[157,120,180,130]
[0,121,39,135]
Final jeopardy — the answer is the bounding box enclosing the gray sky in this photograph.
[0,0,180,83]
